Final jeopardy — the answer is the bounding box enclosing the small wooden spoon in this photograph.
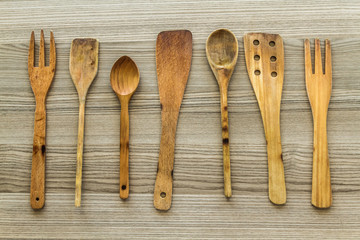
[206,29,238,198]
[110,56,140,199]
[69,38,99,207]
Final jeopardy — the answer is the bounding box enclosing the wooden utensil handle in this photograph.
[120,100,130,199]
[75,101,85,207]
[220,86,231,198]
[266,122,286,205]
[312,115,332,208]
[154,110,179,210]
[30,101,46,209]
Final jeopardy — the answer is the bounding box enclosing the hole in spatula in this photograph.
[271,72,277,77]
[121,185,126,190]
[160,192,166,198]
[36,197,39,201]
[254,55,260,61]
[253,40,259,45]
[270,56,277,62]
[254,70,261,76]
[269,41,275,47]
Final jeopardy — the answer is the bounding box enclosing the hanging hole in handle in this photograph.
[160,192,166,198]
[36,197,39,201]
[121,185,126,190]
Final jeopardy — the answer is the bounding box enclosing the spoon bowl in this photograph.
[206,29,238,71]
[110,56,140,97]
[110,55,140,199]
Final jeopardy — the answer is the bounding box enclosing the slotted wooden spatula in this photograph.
[69,38,99,207]
[153,30,192,211]
[244,33,286,205]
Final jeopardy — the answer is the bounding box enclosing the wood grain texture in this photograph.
[0,0,360,238]
[305,39,332,208]
[244,33,286,205]
[28,30,56,209]
[154,30,192,210]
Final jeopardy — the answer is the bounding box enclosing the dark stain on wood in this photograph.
[41,145,46,154]
[33,145,39,154]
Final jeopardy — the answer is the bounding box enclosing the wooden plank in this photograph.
[0,193,360,239]
[0,0,360,238]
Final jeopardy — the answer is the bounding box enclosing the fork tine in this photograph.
[314,39,323,74]
[304,39,313,77]
[28,31,35,71]
[39,29,45,67]
[49,31,56,69]
[325,39,332,76]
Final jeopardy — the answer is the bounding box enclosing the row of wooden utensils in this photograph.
[28,29,332,211]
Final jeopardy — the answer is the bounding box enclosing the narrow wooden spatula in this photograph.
[154,30,192,210]
[244,33,286,205]
[69,38,99,207]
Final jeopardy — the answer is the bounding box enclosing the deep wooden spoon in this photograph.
[206,29,238,198]
[110,56,140,199]
[69,38,99,207]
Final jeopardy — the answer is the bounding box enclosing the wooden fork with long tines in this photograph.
[304,39,332,208]
[28,30,56,209]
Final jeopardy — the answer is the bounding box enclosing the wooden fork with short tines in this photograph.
[28,30,56,209]
[304,39,332,208]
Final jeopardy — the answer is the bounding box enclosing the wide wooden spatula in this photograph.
[154,30,192,211]
[244,33,286,205]
[69,38,99,207]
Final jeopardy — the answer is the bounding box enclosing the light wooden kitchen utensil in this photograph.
[206,29,238,198]
[244,33,286,205]
[153,30,192,210]
[304,39,332,208]
[69,38,99,207]
[110,56,140,199]
[28,30,56,209]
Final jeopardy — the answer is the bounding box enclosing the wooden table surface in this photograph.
[1,0,359,239]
